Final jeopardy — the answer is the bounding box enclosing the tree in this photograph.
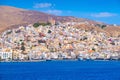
[96,24,107,29]
[92,48,95,51]
[21,45,25,51]
[101,25,107,29]
[33,23,40,28]
[59,43,61,47]
[33,22,51,28]
[96,24,101,27]
[48,30,52,33]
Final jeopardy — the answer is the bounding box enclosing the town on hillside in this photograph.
[0,19,120,61]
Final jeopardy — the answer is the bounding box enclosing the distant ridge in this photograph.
[0,6,98,32]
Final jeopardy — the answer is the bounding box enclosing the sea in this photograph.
[0,60,120,80]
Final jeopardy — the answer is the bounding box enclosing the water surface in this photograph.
[0,61,120,80]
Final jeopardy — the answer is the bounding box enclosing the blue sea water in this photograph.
[0,60,120,80]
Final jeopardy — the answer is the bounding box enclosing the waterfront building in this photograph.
[0,48,12,60]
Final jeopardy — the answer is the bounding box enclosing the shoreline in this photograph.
[0,59,120,62]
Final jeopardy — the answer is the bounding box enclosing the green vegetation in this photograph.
[92,48,96,51]
[96,24,107,29]
[21,45,25,51]
[33,22,51,28]
[48,30,52,33]
[101,25,107,29]
[33,23,41,28]
[21,42,25,51]
[20,39,23,42]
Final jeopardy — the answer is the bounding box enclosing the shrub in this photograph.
[33,22,51,28]
[101,25,107,29]
[33,23,40,28]
[48,30,52,33]
[21,45,25,51]
[96,24,107,29]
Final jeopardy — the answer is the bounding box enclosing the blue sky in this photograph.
[0,0,120,24]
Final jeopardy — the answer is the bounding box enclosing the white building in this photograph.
[0,48,12,60]
[0,52,12,60]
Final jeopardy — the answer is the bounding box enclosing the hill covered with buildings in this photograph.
[0,6,120,61]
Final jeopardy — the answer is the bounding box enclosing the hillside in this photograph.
[0,6,52,32]
[104,26,120,37]
[0,6,120,37]
[0,6,100,32]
